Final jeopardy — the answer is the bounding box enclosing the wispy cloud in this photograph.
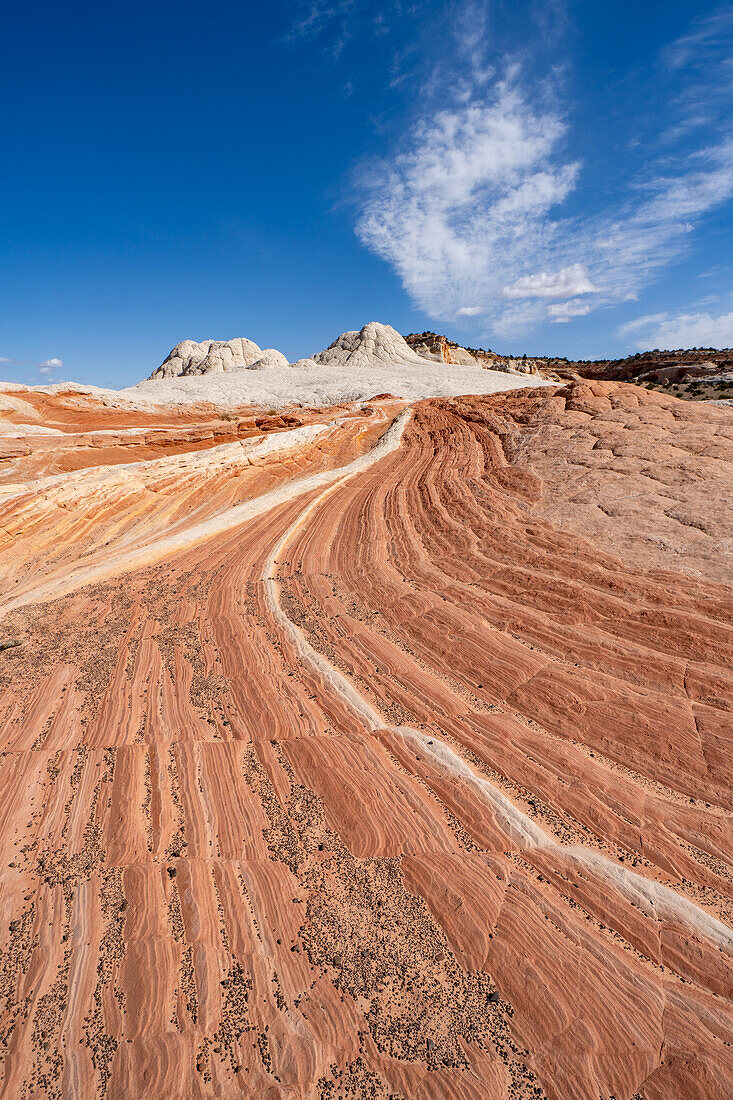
[38,357,63,378]
[502,264,595,300]
[356,74,581,333]
[619,307,733,350]
[656,5,733,146]
[289,1,356,40]
[288,0,408,58]
[548,299,593,323]
[352,6,733,337]
[0,356,31,368]
[662,6,732,69]
[578,145,733,327]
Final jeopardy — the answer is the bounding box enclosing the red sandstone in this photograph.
[0,381,731,1098]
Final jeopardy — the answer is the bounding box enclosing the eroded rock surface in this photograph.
[313,322,429,369]
[149,338,266,379]
[0,381,731,1099]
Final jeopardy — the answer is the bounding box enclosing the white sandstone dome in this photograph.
[246,349,290,371]
[289,358,319,370]
[312,322,427,369]
[149,337,263,379]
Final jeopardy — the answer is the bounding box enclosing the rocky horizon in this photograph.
[139,322,733,406]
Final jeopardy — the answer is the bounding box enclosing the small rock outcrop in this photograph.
[405,332,539,374]
[407,332,479,366]
[247,349,290,371]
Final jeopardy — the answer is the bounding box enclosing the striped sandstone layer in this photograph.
[0,381,731,1098]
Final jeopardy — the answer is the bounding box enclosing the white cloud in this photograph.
[352,6,733,339]
[356,67,733,336]
[502,263,596,299]
[548,299,593,323]
[619,308,733,350]
[356,76,580,333]
[659,8,733,145]
[618,312,668,335]
[662,7,733,72]
[289,1,355,39]
[288,0,410,58]
[456,306,482,317]
[591,140,733,300]
[38,357,63,378]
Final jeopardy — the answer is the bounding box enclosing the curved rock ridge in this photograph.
[0,400,401,608]
[0,380,731,1098]
[149,337,265,379]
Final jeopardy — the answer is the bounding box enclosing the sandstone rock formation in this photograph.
[406,331,539,374]
[152,323,432,385]
[149,337,265,379]
[546,345,733,383]
[313,321,428,368]
[288,357,319,370]
[247,349,290,371]
[150,331,733,401]
[407,331,479,366]
[0,378,731,1098]
[130,321,551,409]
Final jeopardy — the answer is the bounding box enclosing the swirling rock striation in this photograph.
[0,380,731,1098]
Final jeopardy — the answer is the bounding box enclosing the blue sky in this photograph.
[2,0,733,387]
